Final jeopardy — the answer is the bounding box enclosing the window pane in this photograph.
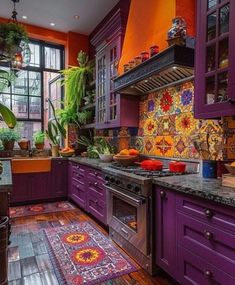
[206,76,215,104]
[219,38,229,69]
[15,121,42,145]
[28,71,41,96]
[29,97,41,119]
[206,44,216,72]
[12,70,28,95]
[45,46,61,70]
[12,95,28,118]
[0,94,10,108]
[217,71,228,102]
[207,12,217,41]
[29,43,40,67]
[208,0,217,10]
[0,67,12,94]
[220,4,229,34]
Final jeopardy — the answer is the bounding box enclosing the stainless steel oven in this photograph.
[106,184,148,255]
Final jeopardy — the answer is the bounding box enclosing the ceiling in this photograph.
[0,0,119,35]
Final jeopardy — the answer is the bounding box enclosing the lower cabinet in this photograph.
[68,161,107,225]
[155,186,235,285]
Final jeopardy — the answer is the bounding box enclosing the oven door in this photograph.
[106,185,148,255]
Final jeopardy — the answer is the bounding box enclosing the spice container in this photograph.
[123,64,130,72]
[150,45,159,57]
[134,56,142,66]
[141,51,149,62]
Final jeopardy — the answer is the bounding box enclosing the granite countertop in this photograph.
[0,160,12,191]
[69,157,112,170]
[154,174,235,208]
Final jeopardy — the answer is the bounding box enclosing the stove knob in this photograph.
[110,177,115,183]
[104,175,110,181]
[127,184,132,190]
[115,179,120,185]
[134,186,141,193]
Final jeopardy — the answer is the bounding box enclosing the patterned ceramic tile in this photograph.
[226,135,235,159]
[175,81,194,114]
[143,118,157,136]
[156,115,176,136]
[134,137,144,152]
[154,136,174,157]
[199,119,223,134]
[143,136,155,154]
[155,88,176,116]
[173,135,189,158]
[175,112,199,136]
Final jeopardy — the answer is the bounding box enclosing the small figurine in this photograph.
[167,17,187,46]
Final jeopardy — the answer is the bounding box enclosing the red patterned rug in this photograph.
[43,222,137,285]
[10,201,75,218]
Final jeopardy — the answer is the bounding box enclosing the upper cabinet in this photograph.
[90,0,139,129]
[195,0,235,118]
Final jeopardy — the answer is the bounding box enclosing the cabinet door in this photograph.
[155,187,177,278]
[11,174,31,203]
[95,49,108,128]
[51,160,68,198]
[195,0,235,118]
[31,173,50,200]
[70,180,87,210]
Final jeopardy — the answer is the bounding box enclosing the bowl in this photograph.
[59,150,75,157]
[99,154,114,162]
[113,154,138,166]
[225,164,235,175]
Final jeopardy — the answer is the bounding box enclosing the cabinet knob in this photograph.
[205,209,213,218]
[58,161,62,165]
[94,172,98,176]
[204,230,213,240]
[160,190,166,198]
[76,165,80,169]
[204,270,213,279]
[94,182,98,186]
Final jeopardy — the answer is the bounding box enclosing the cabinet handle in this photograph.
[94,172,98,176]
[204,230,213,240]
[58,161,62,165]
[204,270,213,279]
[94,182,98,186]
[160,190,166,198]
[205,209,213,218]
[76,165,80,169]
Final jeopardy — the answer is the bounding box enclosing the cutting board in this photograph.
[222,173,235,187]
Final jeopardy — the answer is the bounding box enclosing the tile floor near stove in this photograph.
[8,204,173,285]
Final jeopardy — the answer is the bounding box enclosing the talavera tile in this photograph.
[175,81,194,114]
[143,136,155,154]
[175,112,199,136]
[198,119,223,134]
[156,115,176,136]
[143,118,157,136]
[155,136,174,157]
[155,88,176,116]
[226,135,235,159]
[173,135,189,158]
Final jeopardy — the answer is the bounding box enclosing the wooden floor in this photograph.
[8,203,175,285]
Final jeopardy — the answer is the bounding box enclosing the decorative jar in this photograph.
[141,51,149,62]
[167,17,187,46]
[150,45,159,57]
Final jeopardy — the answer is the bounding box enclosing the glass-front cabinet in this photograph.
[195,0,235,118]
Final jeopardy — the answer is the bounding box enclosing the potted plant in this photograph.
[0,128,20,150]
[45,99,66,157]
[33,131,45,150]
[0,22,28,58]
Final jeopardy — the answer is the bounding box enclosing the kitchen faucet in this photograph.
[27,140,33,157]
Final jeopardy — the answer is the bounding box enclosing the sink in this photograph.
[12,157,51,173]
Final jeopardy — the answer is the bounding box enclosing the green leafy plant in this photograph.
[57,105,91,127]
[45,98,66,146]
[0,22,28,58]
[94,137,115,155]
[33,131,45,144]
[60,51,93,112]
[0,128,20,142]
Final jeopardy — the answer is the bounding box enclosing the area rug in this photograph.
[43,222,137,285]
[10,201,75,218]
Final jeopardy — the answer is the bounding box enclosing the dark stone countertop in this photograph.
[0,160,12,191]
[69,157,112,170]
[153,174,235,208]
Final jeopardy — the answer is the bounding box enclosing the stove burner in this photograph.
[109,162,197,178]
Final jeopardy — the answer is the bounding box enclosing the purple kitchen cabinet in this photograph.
[155,187,178,279]
[31,172,50,200]
[178,246,235,285]
[11,174,31,203]
[195,0,235,118]
[51,159,68,198]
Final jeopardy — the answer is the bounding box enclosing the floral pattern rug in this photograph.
[10,201,75,218]
[43,222,137,285]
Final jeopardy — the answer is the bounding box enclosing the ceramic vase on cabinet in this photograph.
[167,17,187,46]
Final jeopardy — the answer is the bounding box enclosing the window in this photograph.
[0,40,64,143]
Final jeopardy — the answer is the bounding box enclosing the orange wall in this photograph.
[0,17,89,66]
[118,0,196,74]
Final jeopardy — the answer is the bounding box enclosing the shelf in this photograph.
[81,123,95,129]
[81,102,95,111]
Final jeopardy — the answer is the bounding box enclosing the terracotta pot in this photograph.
[18,139,29,150]
[35,142,44,150]
[3,140,15,151]
[51,145,59,157]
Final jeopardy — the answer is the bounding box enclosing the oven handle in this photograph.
[104,184,145,206]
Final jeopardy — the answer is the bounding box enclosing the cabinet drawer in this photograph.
[87,168,104,182]
[87,192,106,224]
[70,162,87,176]
[177,212,235,277]
[70,181,86,210]
[88,179,106,200]
[178,246,235,285]
[176,195,235,234]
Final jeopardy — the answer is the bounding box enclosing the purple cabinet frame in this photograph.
[195,0,235,118]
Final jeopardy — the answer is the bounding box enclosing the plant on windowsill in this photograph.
[45,98,66,157]
[0,128,20,150]
[33,131,45,150]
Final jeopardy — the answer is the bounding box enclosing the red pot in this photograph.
[139,160,163,171]
[169,161,186,173]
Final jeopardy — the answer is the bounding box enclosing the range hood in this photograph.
[114,45,194,95]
